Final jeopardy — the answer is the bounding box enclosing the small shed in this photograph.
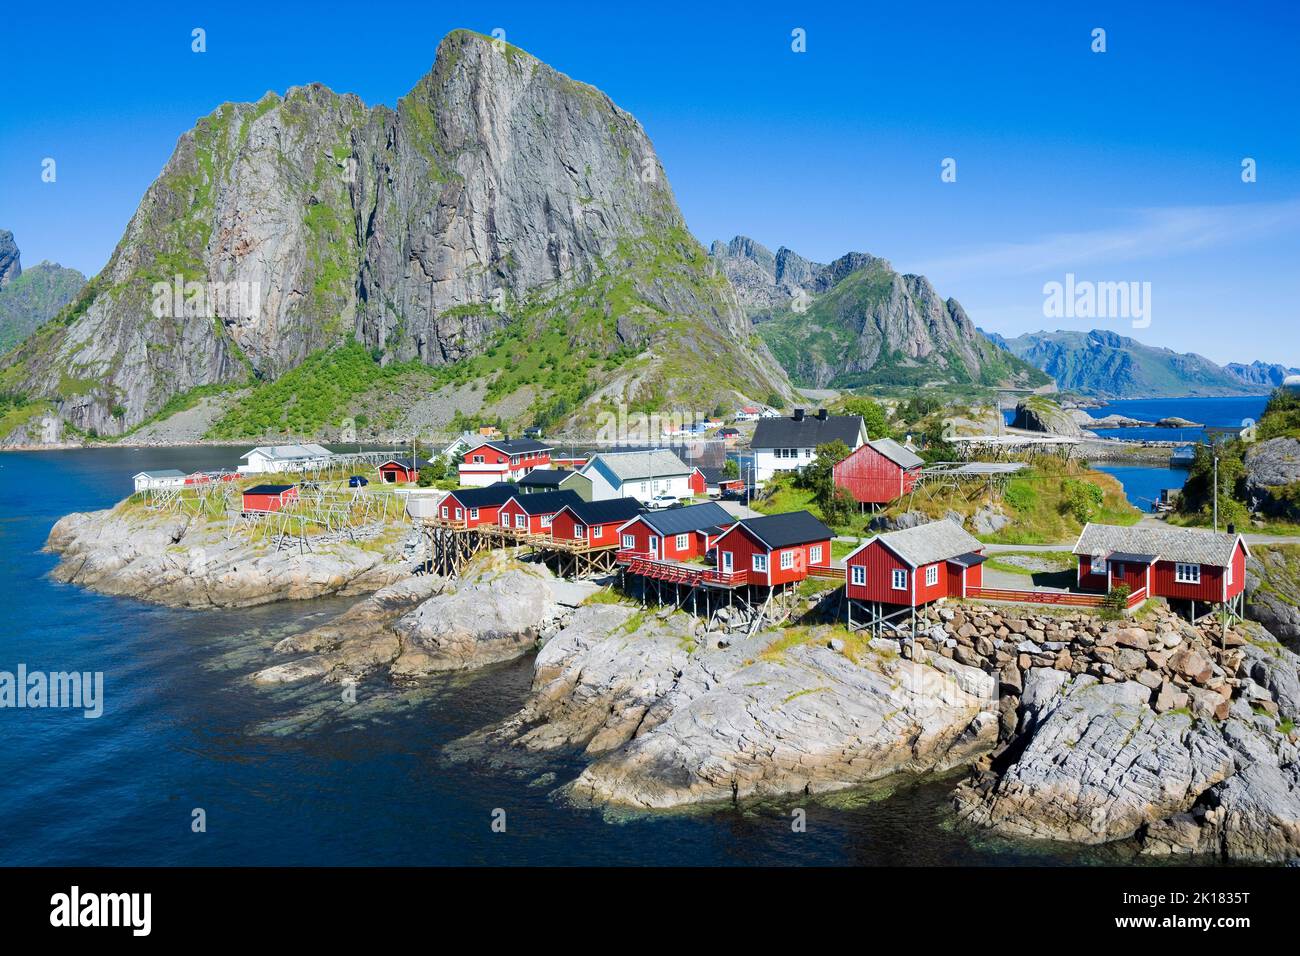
[833,438,924,505]
[378,457,423,483]
[242,484,298,514]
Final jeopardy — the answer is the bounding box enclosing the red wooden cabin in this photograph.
[844,519,985,606]
[437,483,517,529]
[616,502,735,562]
[377,457,421,483]
[550,498,644,548]
[712,511,834,587]
[688,467,707,497]
[242,484,298,513]
[833,438,924,505]
[458,439,552,487]
[1073,523,1248,606]
[496,490,584,535]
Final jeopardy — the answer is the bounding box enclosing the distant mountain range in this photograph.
[710,236,1049,391]
[983,328,1273,399]
[0,230,86,356]
[1222,360,1300,390]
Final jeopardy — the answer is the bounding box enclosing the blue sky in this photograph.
[2,0,1298,364]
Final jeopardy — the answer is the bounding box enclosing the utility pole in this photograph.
[1212,451,1219,533]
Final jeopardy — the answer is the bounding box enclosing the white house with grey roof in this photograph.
[238,443,335,474]
[751,409,866,483]
[579,449,694,503]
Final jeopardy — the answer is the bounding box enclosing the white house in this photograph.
[133,469,188,492]
[579,449,694,503]
[750,409,866,484]
[237,443,335,474]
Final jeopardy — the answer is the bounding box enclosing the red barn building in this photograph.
[458,439,552,487]
[496,490,584,535]
[437,483,518,529]
[242,484,298,514]
[833,438,924,506]
[712,511,834,586]
[844,519,985,609]
[1072,523,1248,612]
[616,502,735,562]
[377,457,423,483]
[549,498,644,549]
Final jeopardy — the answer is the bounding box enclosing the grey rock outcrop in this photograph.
[1011,398,1087,436]
[0,229,20,285]
[1244,438,1300,520]
[3,31,788,438]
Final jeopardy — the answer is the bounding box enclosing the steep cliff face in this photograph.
[0,231,20,286]
[712,235,1048,390]
[0,232,87,355]
[1,31,787,439]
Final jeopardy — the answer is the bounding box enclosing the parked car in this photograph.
[348,475,369,487]
[648,492,681,509]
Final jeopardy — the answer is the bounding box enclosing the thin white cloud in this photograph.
[913,199,1300,279]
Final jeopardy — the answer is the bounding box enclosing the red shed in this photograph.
[242,484,298,514]
[844,519,985,607]
[712,511,834,587]
[1073,523,1249,607]
[616,502,735,562]
[496,490,584,535]
[550,498,644,548]
[833,438,924,505]
[437,483,517,528]
[688,467,707,497]
[378,457,422,483]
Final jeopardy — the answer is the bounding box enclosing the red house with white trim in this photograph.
[437,483,517,528]
[549,498,644,549]
[844,519,986,607]
[712,511,834,586]
[833,438,924,505]
[495,490,584,535]
[378,457,423,483]
[616,502,735,562]
[458,439,552,487]
[1072,523,1248,607]
[242,484,298,514]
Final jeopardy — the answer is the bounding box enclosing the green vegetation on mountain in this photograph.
[0,262,87,354]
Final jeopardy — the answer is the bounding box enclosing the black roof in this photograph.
[561,498,644,526]
[727,510,834,549]
[518,469,572,487]
[635,501,735,536]
[698,467,739,484]
[447,482,518,508]
[751,414,863,450]
[244,484,294,495]
[508,489,584,515]
[379,456,425,469]
[473,438,551,455]
[948,551,987,569]
[718,427,740,435]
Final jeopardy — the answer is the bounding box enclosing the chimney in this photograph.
[1227,522,1236,535]
[793,408,805,422]
[816,408,828,421]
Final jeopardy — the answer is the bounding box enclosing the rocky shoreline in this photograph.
[45,503,1300,862]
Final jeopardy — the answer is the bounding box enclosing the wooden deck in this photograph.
[965,585,1148,609]
[617,552,749,588]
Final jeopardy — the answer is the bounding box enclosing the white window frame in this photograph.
[753,553,768,573]
[454,507,464,520]
[574,524,586,538]
[925,564,939,587]
[622,534,635,550]
[541,514,552,527]
[850,565,866,586]
[515,514,527,529]
[1175,562,1201,584]
[469,507,479,520]
[441,506,449,519]
[675,533,689,551]
[810,545,823,564]
[472,455,484,464]
[1090,553,1107,575]
[891,568,908,591]
[779,550,795,570]
[1225,559,1232,586]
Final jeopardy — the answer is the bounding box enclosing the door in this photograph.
[721,551,733,573]
[649,535,660,560]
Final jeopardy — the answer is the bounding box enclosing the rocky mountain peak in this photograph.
[0,230,20,286]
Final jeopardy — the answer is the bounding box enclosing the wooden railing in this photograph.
[619,553,749,587]
[965,586,1148,609]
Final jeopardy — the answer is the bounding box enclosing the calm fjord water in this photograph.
[0,447,1099,866]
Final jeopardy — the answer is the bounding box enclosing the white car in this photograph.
[647,492,681,509]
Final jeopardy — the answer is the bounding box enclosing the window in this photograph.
[640,482,648,493]
[1175,563,1201,584]
[851,565,866,586]
[780,550,795,570]
[500,513,510,527]
[1090,553,1107,575]
[925,565,939,587]
[541,515,552,527]
[441,506,449,519]
[469,508,479,520]
[803,448,812,459]
[575,524,586,538]
[515,514,527,529]
[675,533,689,550]
[810,545,823,564]
[472,455,484,464]
[454,507,463,520]
[622,534,635,550]
[752,554,768,572]
[891,568,907,590]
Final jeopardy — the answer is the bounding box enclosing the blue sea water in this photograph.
[0,446,1103,866]
[1003,395,1270,444]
